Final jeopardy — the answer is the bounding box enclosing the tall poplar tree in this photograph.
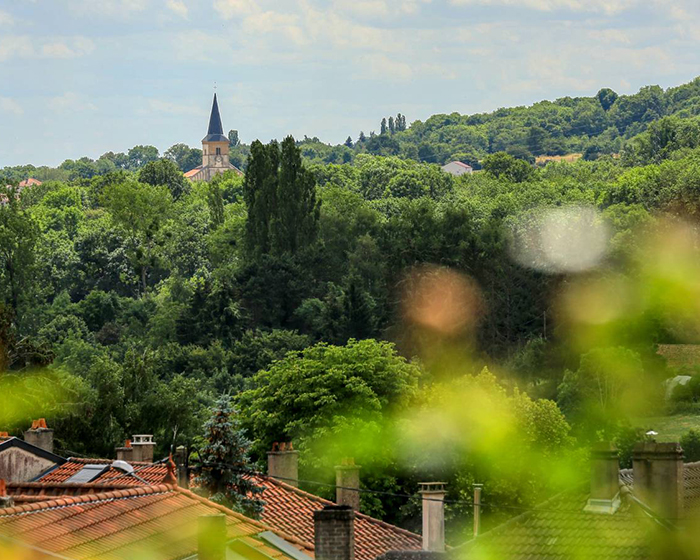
[243,136,320,258]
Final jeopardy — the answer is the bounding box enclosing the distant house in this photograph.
[0,420,65,483]
[18,177,42,187]
[657,344,700,370]
[457,442,697,559]
[441,161,473,176]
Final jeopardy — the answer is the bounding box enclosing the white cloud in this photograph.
[0,36,33,61]
[449,0,639,14]
[41,37,95,58]
[243,11,308,46]
[359,53,413,81]
[0,97,23,116]
[0,36,94,61]
[213,0,259,18]
[147,99,203,115]
[49,92,97,113]
[68,0,147,18]
[0,9,15,26]
[166,0,189,18]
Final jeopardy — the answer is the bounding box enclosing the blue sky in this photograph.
[1,0,700,167]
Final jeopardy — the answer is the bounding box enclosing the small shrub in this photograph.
[681,429,700,463]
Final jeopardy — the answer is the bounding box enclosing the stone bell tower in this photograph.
[184,93,241,181]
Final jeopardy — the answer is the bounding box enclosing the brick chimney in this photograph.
[23,418,53,454]
[335,457,361,511]
[419,482,446,552]
[131,435,155,463]
[267,442,299,487]
[633,442,684,521]
[175,445,189,488]
[198,514,227,560]
[314,505,355,560]
[584,442,621,514]
[0,479,13,509]
[116,439,133,462]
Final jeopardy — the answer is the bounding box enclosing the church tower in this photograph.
[184,93,241,181]
[202,94,230,169]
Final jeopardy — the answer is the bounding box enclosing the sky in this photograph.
[1,0,700,167]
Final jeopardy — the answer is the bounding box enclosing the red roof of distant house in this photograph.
[184,165,203,178]
[449,161,473,170]
[254,475,422,560]
[37,457,169,486]
[18,177,42,187]
[0,484,311,560]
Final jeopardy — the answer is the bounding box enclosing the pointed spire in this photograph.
[202,93,228,143]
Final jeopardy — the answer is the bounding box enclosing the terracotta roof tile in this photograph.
[460,485,651,560]
[38,457,169,485]
[0,484,312,560]
[255,476,421,560]
[184,166,203,178]
[35,459,421,559]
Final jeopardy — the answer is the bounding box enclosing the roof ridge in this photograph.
[256,476,421,540]
[0,484,172,518]
[173,486,315,552]
[8,481,145,491]
[67,457,158,466]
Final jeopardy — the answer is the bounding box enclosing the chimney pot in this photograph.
[584,442,621,515]
[198,514,227,560]
[419,482,447,552]
[314,505,355,560]
[24,420,54,454]
[268,442,299,487]
[130,434,156,462]
[0,479,13,509]
[335,458,361,511]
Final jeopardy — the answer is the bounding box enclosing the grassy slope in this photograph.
[633,414,700,441]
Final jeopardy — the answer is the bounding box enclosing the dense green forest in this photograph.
[4,77,700,538]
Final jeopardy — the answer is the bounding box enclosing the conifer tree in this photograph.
[380,118,388,135]
[344,136,353,148]
[194,395,264,518]
[358,131,366,143]
[388,116,395,134]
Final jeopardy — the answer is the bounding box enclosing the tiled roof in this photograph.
[620,461,700,511]
[33,459,421,559]
[7,481,144,504]
[255,476,422,560]
[37,457,169,485]
[459,485,652,560]
[184,165,203,178]
[446,161,473,170]
[18,178,42,187]
[657,344,700,368]
[0,484,313,560]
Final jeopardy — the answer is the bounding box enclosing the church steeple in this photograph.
[202,93,228,143]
